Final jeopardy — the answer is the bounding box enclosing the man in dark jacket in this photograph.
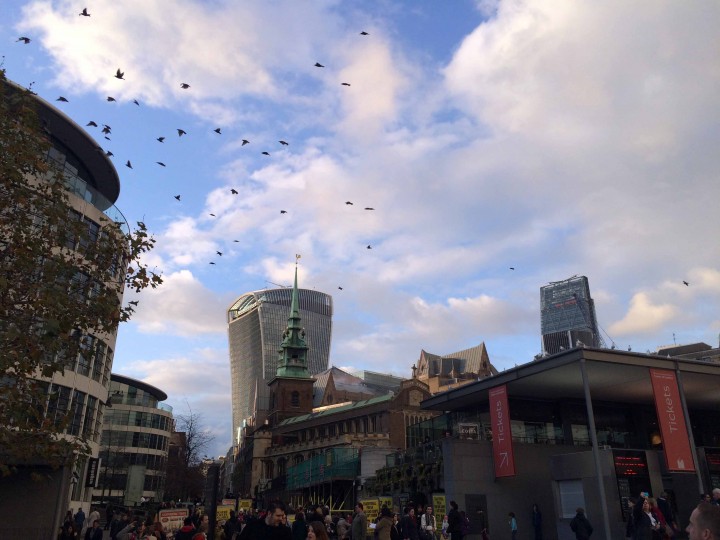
[174,516,197,540]
[447,501,462,540]
[239,501,292,540]
[570,508,593,540]
[400,507,419,540]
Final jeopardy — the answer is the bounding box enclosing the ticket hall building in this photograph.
[419,347,720,540]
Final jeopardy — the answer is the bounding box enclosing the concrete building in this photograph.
[0,78,129,538]
[93,374,173,506]
[406,346,720,540]
[541,276,603,355]
[227,286,333,445]
[416,342,498,393]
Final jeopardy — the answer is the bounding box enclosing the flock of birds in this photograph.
[14,8,381,273]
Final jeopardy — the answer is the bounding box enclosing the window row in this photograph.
[101,451,167,472]
[104,410,173,432]
[59,334,113,386]
[295,414,382,443]
[101,430,169,451]
[100,472,166,492]
[45,383,103,441]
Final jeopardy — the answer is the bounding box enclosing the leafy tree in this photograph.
[165,405,214,500]
[0,69,162,475]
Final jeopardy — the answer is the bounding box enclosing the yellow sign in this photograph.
[363,498,380,532]
[433,494,446,526]
[378,497,393,513]
[216,505,234,522]
[239,499,253,510]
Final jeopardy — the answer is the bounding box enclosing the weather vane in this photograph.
[295,253,301,266]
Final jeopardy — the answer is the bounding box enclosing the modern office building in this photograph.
[540,275,603,355]
[0,78,130,537]
[94,374,173,506]
[227,284,333,444]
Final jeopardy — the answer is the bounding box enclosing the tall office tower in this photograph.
[540,275,603,355]
[227,282,332,444]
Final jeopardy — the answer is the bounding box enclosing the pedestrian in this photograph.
[648,498,669,539]
[625,498,637,539]
[508,512,517,540]
[376,507,393,540]
[440,516,449,540]
[59,523,79,540]
[570,508,593,540]
[336,514,349,540]
[308,521,330,540]
[657,492,678,536]
[686,502,720,540]
[633,497,662,540]
[532,504,543,540]
[448,502,462,540]
[74,508,86,533]
[238,501,292,540]
[325,514,337,539]
[84,519,103,540]
[401,507,419,540]
[292,511,307,540]
[713,489,720,507]
[175,517,198,540]
[420,506,437,540]
[391,513,402,540]
[351,503,367,540]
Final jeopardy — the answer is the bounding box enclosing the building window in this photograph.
[291,391,300,407]
[558,479,586,519]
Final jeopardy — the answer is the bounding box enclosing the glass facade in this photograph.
[228,288,333,442]
[540,276,602,354]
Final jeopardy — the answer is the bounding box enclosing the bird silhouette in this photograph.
[115,69,124,80]
[209,213,216,217]
[683,281,689,286]
[105,151,113,157]
[241,139,250,146]
[86,121,97,127]
[56,96,68,102]
[133,99,140,106]
[280,210,287,214]
[102,125,111,134]
[156,162,166,167]
[216,251,223,256]
[180,83,190,89]
[233,240,239,242]
[79,8,90,16]
[360,31,369,35]
[209,261,215,265]
[338,286,343,290]
[177,129,186,137]
[230,188,238,195]
[128,300,139,306]
[341,83,351,86]
[510,267,515,270]
[279,140,289,146]
[157,136,165,143]
[261,151,270,156]
[17,37,31,44]
[125,160,133,169]
[345,201,353,205]
[367,245,372,249]
[364,207,374,210]
[174,195,181,201]
[104,136,111,141]
[315,62,325,68]
[106,96,116,102]
[214,128,222,134]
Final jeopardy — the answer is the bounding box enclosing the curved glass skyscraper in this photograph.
[227,287,332,444]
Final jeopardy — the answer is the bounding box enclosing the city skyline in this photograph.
[2,0,719,458]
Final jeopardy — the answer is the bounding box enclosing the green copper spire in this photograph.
[276,261,310,378]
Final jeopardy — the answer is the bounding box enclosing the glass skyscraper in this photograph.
[540,275,603,355]
[227,287,332,444]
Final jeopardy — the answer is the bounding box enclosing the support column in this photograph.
[580,358,612,540]
[675,366,704,494]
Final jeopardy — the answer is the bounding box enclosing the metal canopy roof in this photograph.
[421,347,720,411]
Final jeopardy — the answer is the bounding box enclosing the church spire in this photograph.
[276,256,310,378]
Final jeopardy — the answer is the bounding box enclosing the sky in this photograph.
[2,0,719,459]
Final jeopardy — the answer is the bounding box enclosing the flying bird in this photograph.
[114,69,124,80]
[102,125,111,134]
[216,251,223,256]
[128,300,138,306]
[509,267,515,270]
[338,286,343,290]
[233,239,239,242]
[156,136,165,143]
[279,140,289,146]
[180,83,190,89]
[79,8,90,16]
[104,136,111,141]
[105,151,113,157]
[106,96,116,102]
[214,128,222,134]
[125,160,132,169]
[177,129,186,136]
[209,262,215,265]
[17,37,31,44]
[280,210,287,214]
[683,281,689,286]
[173,195,182,202]
[314,62,325,68]
[364,207,374,210]
[341,83,351,86]
[56,96,68,102]
[86,121,97,127]
[345,201,353,205]
[230,188,238,195]
[209,213,216,217]
[261,151,270,156]
[360,31,369,35]
[156,162,166,167]
[241,139,250,146]
[367,245,372,249]
[133,99,140,106]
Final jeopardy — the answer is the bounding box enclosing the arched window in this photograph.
[291,391,300,407]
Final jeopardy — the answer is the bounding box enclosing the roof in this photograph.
[421,346,720,412]
[420,342,497,377]
[312,366,382,407]
[111,373,168,401]
[278,394,393,426]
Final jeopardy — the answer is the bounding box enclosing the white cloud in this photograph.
[609,292,676,336]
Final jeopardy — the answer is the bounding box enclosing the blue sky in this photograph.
[3,0,719,458]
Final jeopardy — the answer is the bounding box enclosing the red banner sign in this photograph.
[649,369,695,472]
[489,384,515,477]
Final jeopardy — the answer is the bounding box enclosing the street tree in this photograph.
[165,405,215,500]
[0,70,163,474]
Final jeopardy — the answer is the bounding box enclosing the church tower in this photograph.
[267,262,315,425]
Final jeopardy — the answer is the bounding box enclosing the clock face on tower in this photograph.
[409,389,422,406]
